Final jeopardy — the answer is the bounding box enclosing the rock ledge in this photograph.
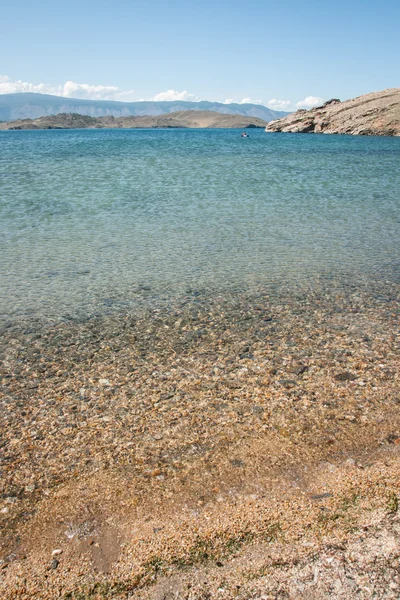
[266,88,400,136]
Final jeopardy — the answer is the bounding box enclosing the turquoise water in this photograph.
[0,128,399,321]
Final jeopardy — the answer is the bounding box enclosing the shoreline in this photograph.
[0,282,399,597]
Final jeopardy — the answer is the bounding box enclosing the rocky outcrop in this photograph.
[0,110,267,130]
[266,89,400,136]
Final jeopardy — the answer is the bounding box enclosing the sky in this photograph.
[1,0,399,110]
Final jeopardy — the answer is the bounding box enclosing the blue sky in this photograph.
[1,0,399,109]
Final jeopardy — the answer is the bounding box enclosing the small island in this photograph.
[0,110,268,130]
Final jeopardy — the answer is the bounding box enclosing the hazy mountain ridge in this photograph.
[266,88,400,136]
[0,92,288,122]
[0,111,268,130]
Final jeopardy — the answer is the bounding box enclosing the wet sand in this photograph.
[0,281,399,598]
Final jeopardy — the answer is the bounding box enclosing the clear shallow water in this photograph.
[0,128,399,321]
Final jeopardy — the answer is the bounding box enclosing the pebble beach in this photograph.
[1,128,399,597]
[1,279,399,598]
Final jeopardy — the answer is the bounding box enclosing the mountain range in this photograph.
[0,93,289,122]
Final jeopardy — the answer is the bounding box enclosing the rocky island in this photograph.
[0,111,267,130]
[266,88,400,136]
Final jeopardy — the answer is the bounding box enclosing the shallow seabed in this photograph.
[0,275,399,598]
[0,130,399,598]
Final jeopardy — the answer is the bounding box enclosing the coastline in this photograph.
[1,281,399,598]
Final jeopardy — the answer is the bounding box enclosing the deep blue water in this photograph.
[0,128,399,321]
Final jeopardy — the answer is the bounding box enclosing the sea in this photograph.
[0,128,399,324]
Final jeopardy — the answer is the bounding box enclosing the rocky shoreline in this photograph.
[0,282,399,598]
[266,88,400,136]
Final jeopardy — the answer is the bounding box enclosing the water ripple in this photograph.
[0,129,399,321]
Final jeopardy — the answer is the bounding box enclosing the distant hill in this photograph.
[0,111,268,130]
[0,92,289,122]
[266,88,400,136]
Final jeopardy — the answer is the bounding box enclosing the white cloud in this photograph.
[295,95,324,109]
[0,75,136,101]
[266,98,291,110]
[0,75,54,95]
[266,96,324,112]
[223,97,264,105]
[61,81,136,101]
[239,97,263,105]
[152,89,199,102]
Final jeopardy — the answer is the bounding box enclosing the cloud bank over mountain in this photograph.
[0,76,136,101]
[0,75,323,112]
[151,89,200,102]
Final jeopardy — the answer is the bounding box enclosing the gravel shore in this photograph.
[0,281,399,598]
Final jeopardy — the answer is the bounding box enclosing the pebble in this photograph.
[335,372,357,382]
[311,493,333,500]
[279,379,297,387]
